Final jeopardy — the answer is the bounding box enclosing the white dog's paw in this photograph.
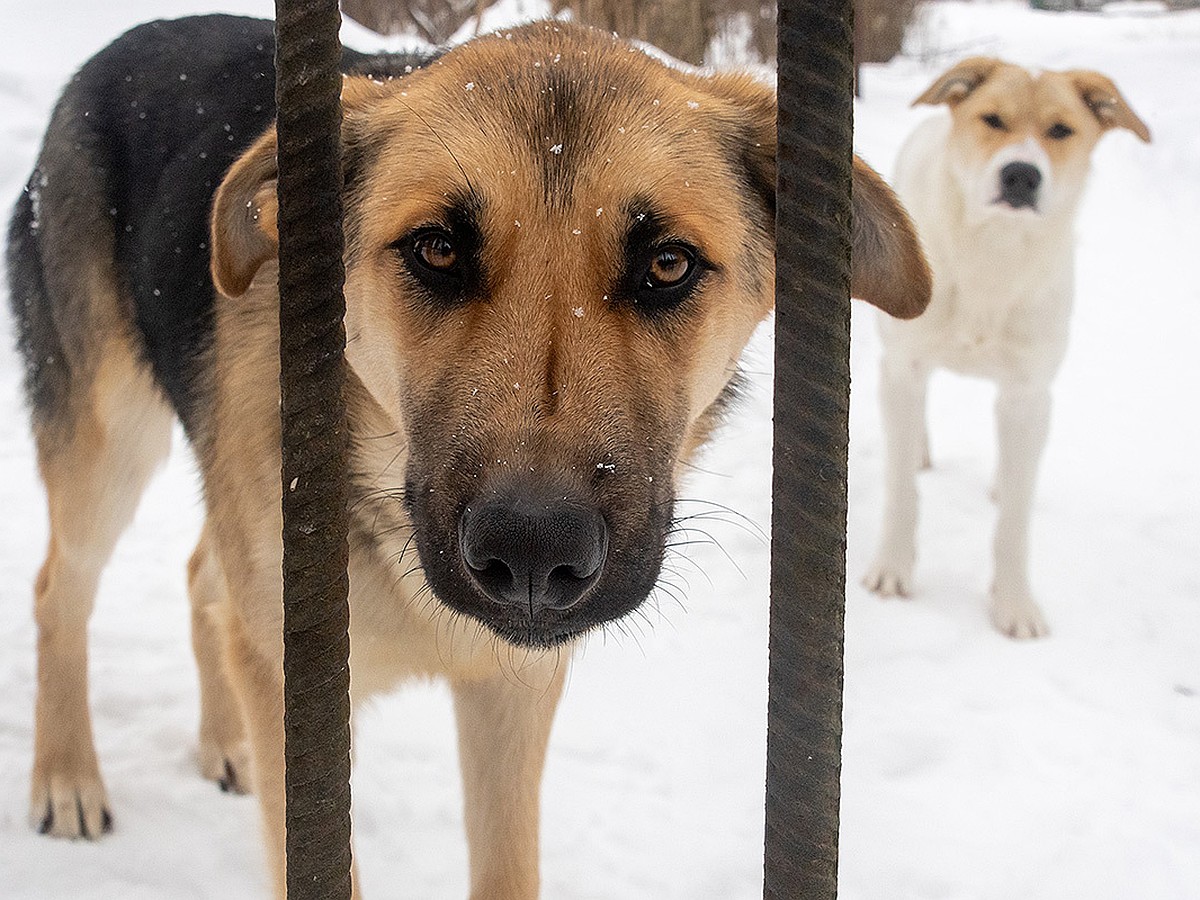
[199,737,254,795]
[863,557,914,597]
[30,764,113,839]
[990,589,1049,639]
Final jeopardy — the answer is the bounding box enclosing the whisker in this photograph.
[665,523,745,580]
[675,459,733,478]
[661,552,706,591]
[671,499,767,541]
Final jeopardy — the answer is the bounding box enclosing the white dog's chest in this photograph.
[921,284,1062,379]
[884,210,1074,382]
[885,263,1075,383]
[928,313,1021,375]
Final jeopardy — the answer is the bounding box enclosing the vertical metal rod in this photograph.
[766,1,853,897]
[274,1,354,897]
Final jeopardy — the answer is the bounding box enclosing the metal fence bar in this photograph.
[765,1,854,897]
[274,1,354,897]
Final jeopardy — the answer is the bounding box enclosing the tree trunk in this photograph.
[855,0,919,65]
[551,0,711,66]
[342,0,917,68]
[341,0,483,43]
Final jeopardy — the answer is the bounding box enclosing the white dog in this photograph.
[864,58,1149,638]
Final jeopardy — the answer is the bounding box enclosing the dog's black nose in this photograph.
[998,161,1042,209]
[460,478,608,615]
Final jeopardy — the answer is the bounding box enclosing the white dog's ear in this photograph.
[851,156,931,320]
[1068,70,1151,143]
[913,57,1001,107]
[210,128,279,298]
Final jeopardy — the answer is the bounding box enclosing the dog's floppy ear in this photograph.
[851,157,930,319]
[210,127,279,298]
[913,57,1001,107]
[1068,70,1151,143]
[211,76,392,298]
[702,73,930,319]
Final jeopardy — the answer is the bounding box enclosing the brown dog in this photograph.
[8,14,929,897]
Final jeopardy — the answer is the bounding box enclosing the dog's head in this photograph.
[211,22,929,648]
[914,58,1149,221]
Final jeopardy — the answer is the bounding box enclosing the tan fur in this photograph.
[188,529,252,791]
[29,22,929,896]
[852,156,933,320]
[31,338,173,838]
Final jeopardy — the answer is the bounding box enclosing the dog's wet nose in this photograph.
[998,161,1042,209]
[460,479,608,614]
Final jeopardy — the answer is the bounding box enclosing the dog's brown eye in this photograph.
[646,246,693,288]
[397,211,482,305]
[1046,122,1074,141]
[414,232,458,271]
[981,113,1006,131]
[623,220,706,316]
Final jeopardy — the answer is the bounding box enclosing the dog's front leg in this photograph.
[223,613,289,897]
[223,610,363,899]
[865,355,931,597]
[187,527,252,793]
[452,656,568,900]
[991,383,1051,638]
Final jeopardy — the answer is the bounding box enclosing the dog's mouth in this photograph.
[404,470,673,648]
[991,196,1040,214]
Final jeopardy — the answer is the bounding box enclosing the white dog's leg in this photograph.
[990,383,1051,638]
[865,355,930,597]
[919,418,933,471]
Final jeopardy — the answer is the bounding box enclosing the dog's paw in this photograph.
[862,559,914,597]
[29,768,113,839]
[990,589,1049,639]
[199,738,253,795]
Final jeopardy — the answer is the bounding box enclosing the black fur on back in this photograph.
[7,187,67,420]
[6,14,431,433]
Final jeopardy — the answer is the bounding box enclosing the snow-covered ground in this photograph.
[1,1,1197,897]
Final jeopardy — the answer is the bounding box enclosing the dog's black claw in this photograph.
[37,807,52,835]
[218,758,237,794]
[101,807,114,834]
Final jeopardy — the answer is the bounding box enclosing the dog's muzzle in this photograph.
[459,475,609,618]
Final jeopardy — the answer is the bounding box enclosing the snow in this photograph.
[1,1,1197,897]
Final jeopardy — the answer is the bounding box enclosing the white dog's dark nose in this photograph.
[460,478,608,615]
[999,161,1042,209]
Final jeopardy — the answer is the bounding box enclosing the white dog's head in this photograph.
[914,58,1150,224]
